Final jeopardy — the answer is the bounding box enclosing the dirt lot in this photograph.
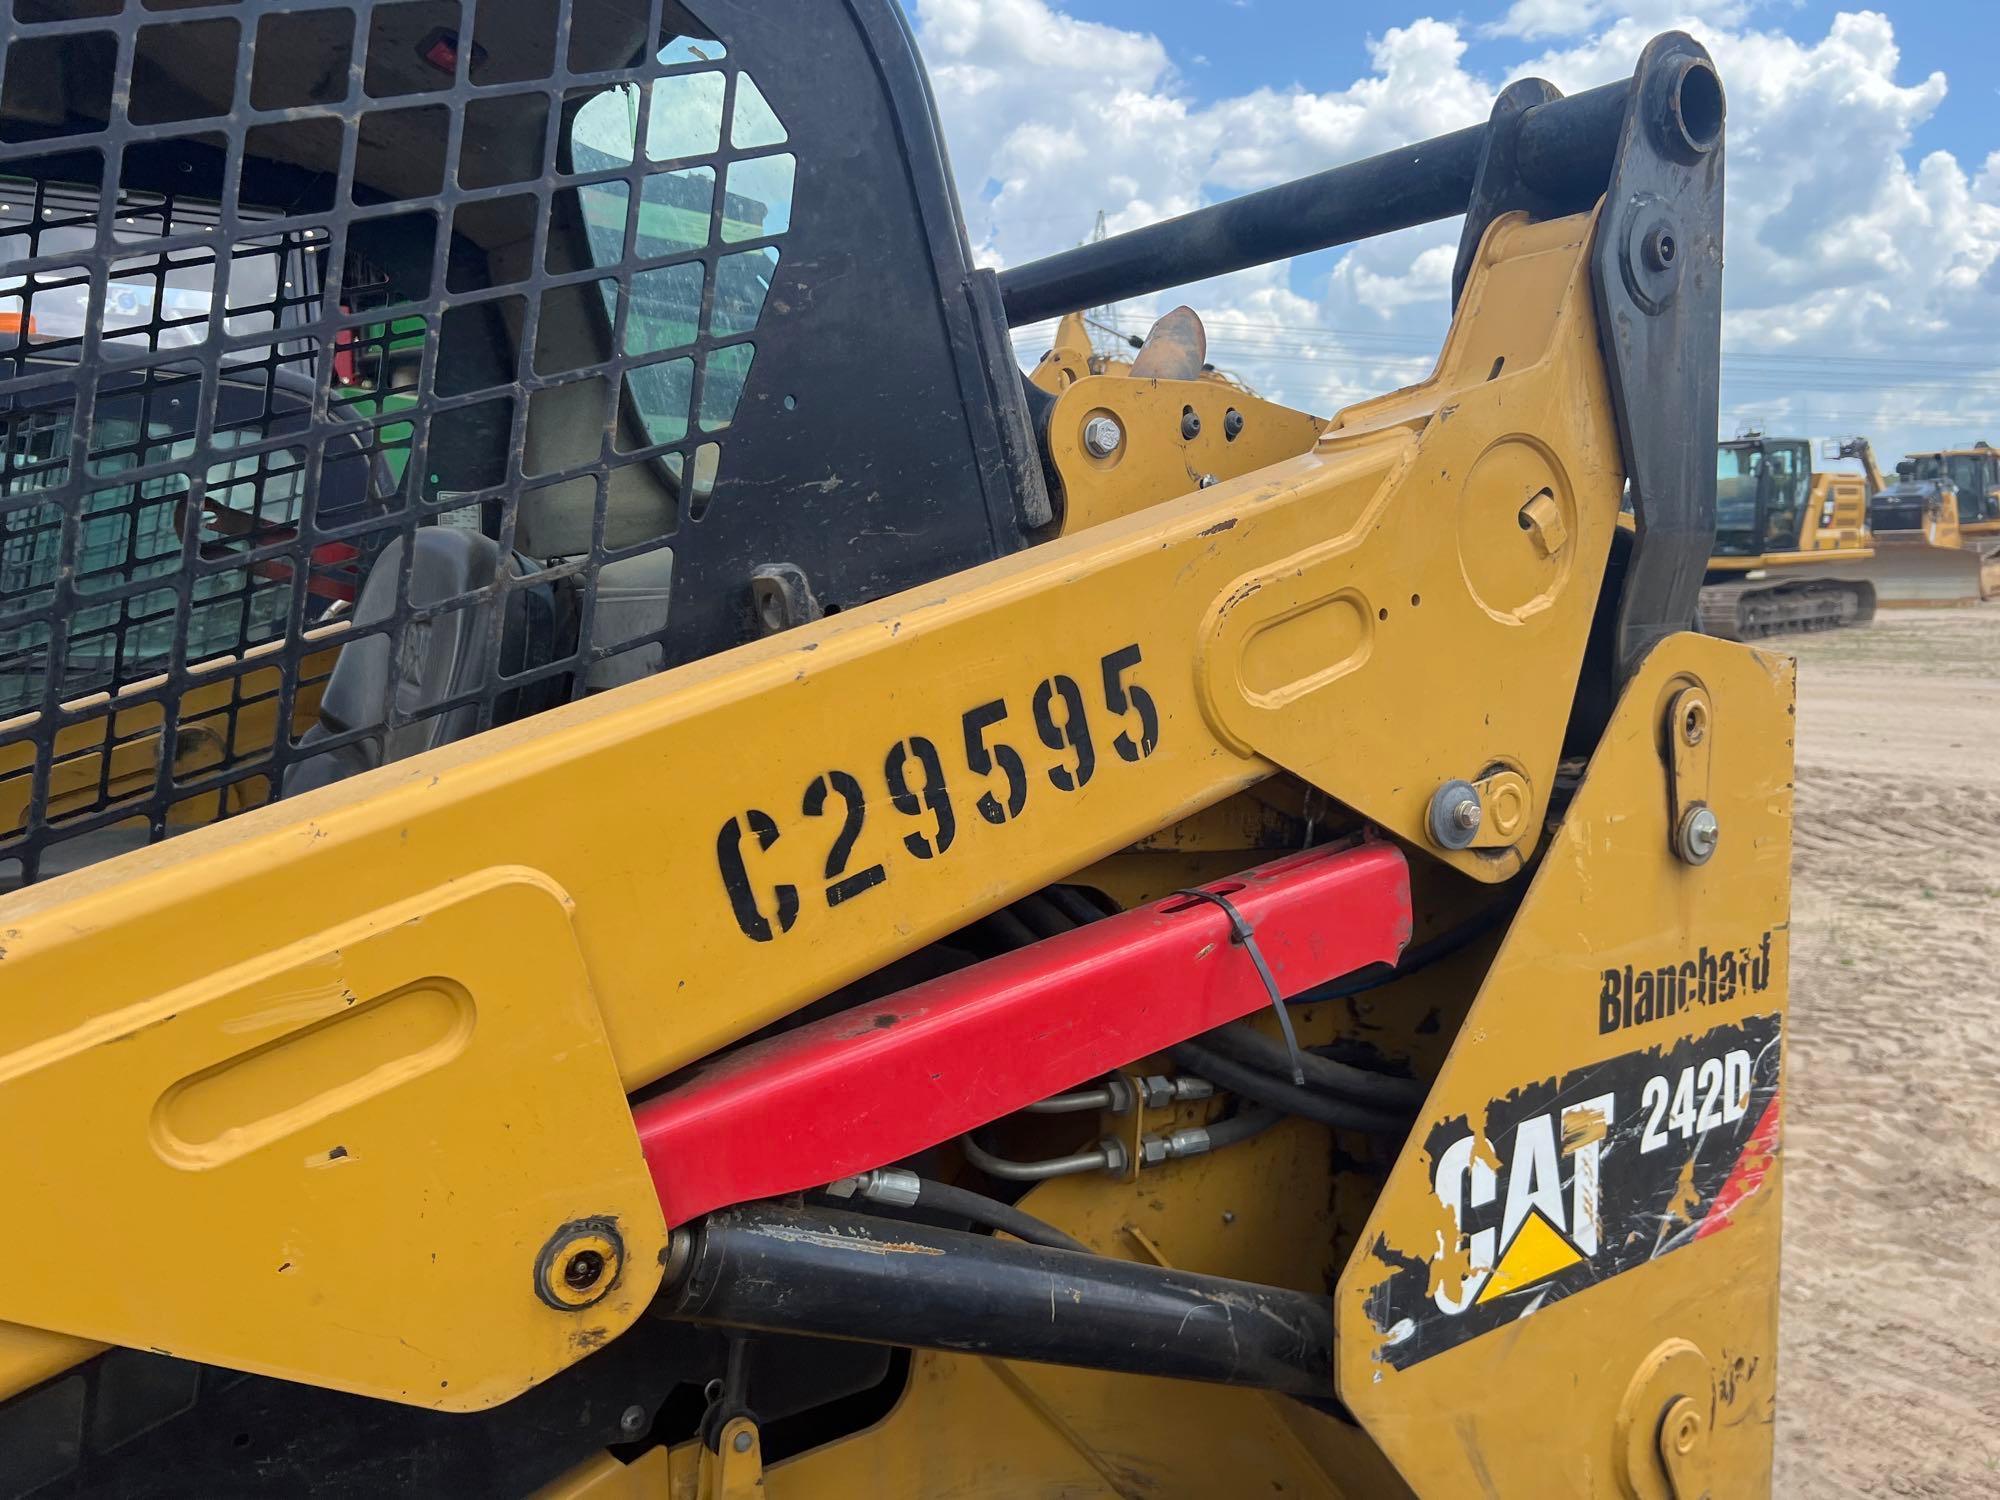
[1774,607,2000,1496]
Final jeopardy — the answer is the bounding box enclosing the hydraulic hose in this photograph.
[1203,1103,1282,1151]
[914,1178,1090,1253]
[1169,1039,1410,1135]
[1199,1021,1426,1112]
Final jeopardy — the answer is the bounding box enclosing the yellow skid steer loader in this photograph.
[0,7,1785,1496]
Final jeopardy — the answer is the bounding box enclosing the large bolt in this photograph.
[1427,780,1483,851]
[1643,224,1677,271]
[564,1250,606,1291]
[1680,698,1708,746]
[533,1219,625,1311]
[733,1430,754,1454]
[1678,805,1720,865]
[1223,408,1245,440]
[619,1404,648,1438]
[1082,414,1123,458]
[1181,406,1202,440]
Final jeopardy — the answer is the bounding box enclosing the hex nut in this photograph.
[1678,804,1720,865]
[1427,779,1483,851]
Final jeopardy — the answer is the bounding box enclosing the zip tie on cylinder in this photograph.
[1170,887,1308,1085]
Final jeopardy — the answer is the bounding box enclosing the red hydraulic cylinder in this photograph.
[632,840,1413,1227]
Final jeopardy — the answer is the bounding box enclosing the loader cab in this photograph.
[1714,437,1809,556]
[0,192,390,716]
[1902,447,2000,528]
[1869,473,1960,543]
[0,0,1049,882]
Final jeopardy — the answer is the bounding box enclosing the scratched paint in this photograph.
[1366,1012,1782,1369]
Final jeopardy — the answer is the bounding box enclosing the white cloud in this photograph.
[1485,0,1748,42]
[912,1,2000,461]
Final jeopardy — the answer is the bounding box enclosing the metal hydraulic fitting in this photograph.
[1137,1126,1214,1169]
[1137,1074,1217,1110]
[824,1167,922,1207]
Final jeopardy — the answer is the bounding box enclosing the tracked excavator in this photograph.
[0,8,1787,1497]
[1697,432,1877,639]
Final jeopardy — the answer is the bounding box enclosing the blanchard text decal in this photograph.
[1598,931,1773,1035]
[1363,1013,1782,1372]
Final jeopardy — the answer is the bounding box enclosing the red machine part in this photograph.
[633,841,1414,1227]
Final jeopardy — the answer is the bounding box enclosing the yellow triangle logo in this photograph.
[1476,1208,1585,1304]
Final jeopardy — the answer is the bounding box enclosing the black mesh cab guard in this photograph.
[0,0,1049,884]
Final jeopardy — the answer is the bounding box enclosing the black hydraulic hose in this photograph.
[1169,1040,1410,1135]
[1010,891,1071,941]
[1199,1022,1426,1113]
[1204,1103,1282,1151]
[981,906,1039,950]
[915,1178,1090,1254]
[1045,884,1109,926]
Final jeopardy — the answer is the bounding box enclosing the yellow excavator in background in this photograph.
[1699,432,1878,639]
[0,9,1785,1497]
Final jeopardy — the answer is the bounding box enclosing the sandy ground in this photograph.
[1774,608,2000,1496]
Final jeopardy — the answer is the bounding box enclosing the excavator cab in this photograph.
[0,6,1793,1498]
[1713,435,1808,555]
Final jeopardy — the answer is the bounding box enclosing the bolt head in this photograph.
[1681,701,1707,745]
[1082,414,1123,458]
[733,1430,754,1454]
[1180,408,1202,440]
[1680,805,1721,864]
[1427,779,1484,851]
[619,1404,647,1437]
[564,1249,606,1290]
[1223,408,1245,439]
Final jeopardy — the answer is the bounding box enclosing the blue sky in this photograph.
[1059,0,1990,167]
[916,0,2000,462]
